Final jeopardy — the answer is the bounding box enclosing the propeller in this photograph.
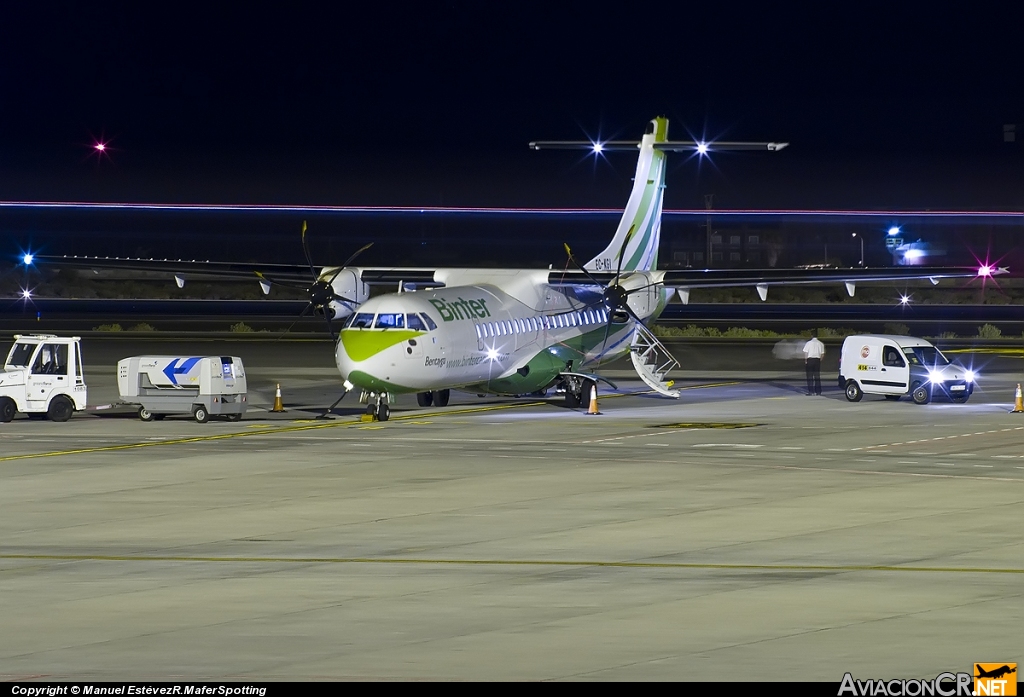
[257,221,373,340]
[564,237,650,358]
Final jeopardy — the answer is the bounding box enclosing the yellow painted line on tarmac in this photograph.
[0,381,739,463]
[0,553,1020,575]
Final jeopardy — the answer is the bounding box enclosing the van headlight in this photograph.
[964,370,975,383]
[927,370,941,383]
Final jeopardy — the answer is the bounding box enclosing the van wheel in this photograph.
[192,405,210,424]
[911,383,930,405]
[0,397,16,423]
[951,394,969,404]
[884,395,900,401]
[226,413,243,422]
[844,380,863,402]
[416,391,433,407]
[47,396,73,423]
[138,406,155,422]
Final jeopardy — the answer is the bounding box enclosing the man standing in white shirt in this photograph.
[803,329,826,395]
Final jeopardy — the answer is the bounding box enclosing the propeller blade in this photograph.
[300,220,317,280]
[339,242,374,270]
[612,228,632,287]
[277,302,313,339]
[563,243,604,287]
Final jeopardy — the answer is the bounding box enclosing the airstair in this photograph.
[630,323,681,398]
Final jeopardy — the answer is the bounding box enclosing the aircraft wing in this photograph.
[545,266,999,288]
[32,255,443,287]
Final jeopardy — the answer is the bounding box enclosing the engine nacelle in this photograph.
[323,267,370,319]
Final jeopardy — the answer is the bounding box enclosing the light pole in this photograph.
[852,233,864,266]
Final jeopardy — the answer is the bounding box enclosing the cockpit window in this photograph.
[7,342,36,367]
[420,313,438,331]
[905,346,949,366]
[375,313,405,329]
[406,314,426,331]
[348,313,375,329]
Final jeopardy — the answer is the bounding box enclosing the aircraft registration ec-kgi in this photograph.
[39,117,1004,421]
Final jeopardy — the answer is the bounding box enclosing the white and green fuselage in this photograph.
[335,116,672,396]
[336,270,672,395]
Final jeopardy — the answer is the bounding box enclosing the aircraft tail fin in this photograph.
[530,119,787,274]
[587,117,668,274]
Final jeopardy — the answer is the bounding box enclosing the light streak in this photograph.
[1,201,1024,219]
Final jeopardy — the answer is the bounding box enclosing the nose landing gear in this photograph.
[360,391,392,422]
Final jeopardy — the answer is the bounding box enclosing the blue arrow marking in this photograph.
[162,357,202,385]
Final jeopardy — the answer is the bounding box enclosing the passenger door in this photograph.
[26,343,70,408]
[875,343,910,394]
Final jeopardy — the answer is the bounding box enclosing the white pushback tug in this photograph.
[0,334,87,422]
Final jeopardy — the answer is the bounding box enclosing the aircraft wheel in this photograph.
[365,403,376,416]
[47,396,73,423]
[377,403,390,422]
[884,395,900,401]
[844,380,863,402]
[911,383,930,405]
[432,389,450,407]
[0,397,16,423]
[581,378,596,408]
[564,382,581,408]
[416,391,433,407]
[192,405,210,423]
[138,406,155,422]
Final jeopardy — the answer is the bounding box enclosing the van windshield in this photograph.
[905,346,949,366]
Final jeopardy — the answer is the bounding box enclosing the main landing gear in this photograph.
[416,389,450,408]
[561,376,595,409]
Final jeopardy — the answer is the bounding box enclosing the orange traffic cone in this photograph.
[271,383,286,412]
[586,385,601,415]
[1012,384,1023,413]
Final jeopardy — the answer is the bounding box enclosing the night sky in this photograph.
[2,4,1024,265]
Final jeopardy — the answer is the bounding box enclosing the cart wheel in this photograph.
[138,406,155,422]
[226,413,242,422]
[192,405,210,424]
[47,396,73,423]
[153,414,166,421]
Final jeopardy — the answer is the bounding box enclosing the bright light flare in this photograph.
[888,226,901,235]
[20,288,32,299]
[94,142,106,152]
[486,347,499,361]
[978,265,993,277]
[965,370,975,383]
[22,253,33,265]
[899,294,911,305]
[592,142,604,153]
[696,142,709,155]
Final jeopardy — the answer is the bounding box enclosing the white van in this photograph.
[838,335,974,404]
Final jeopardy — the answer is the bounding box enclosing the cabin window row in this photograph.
[474,308,609,339]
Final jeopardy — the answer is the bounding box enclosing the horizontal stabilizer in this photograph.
[529,140,788,152]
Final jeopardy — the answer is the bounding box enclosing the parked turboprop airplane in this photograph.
[36,117,1000,420]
